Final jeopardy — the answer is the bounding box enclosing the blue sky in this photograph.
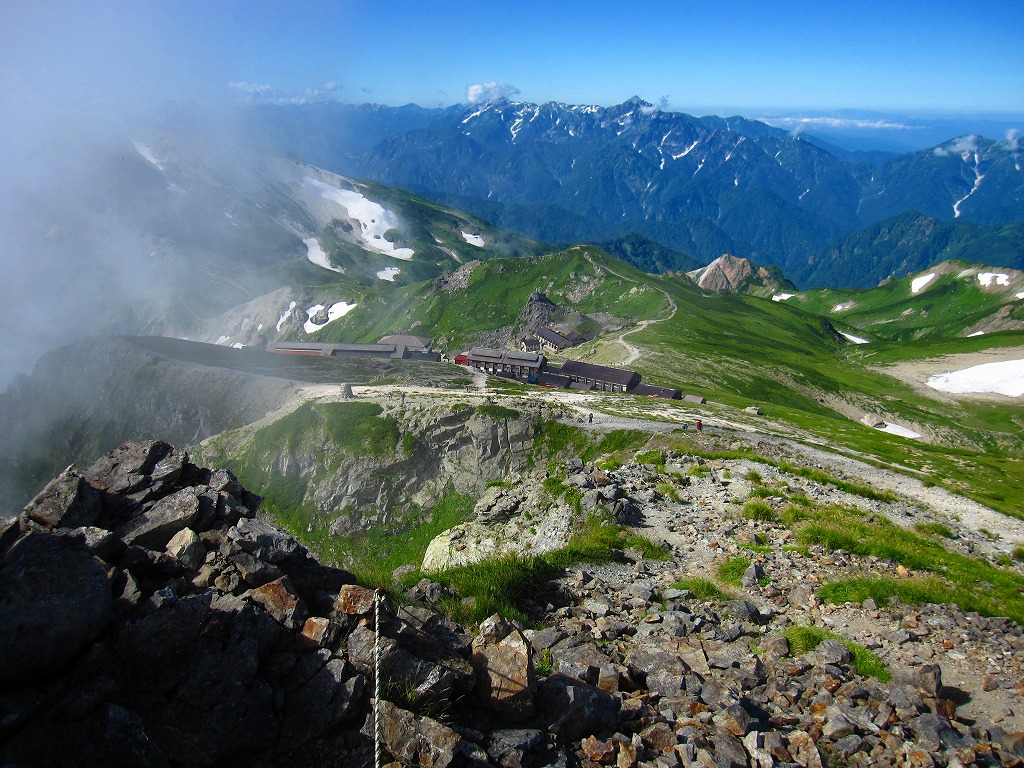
[3,0,1023,117]
[220,0,1022,114]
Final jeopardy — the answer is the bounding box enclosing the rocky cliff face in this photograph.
[202,400,547,533]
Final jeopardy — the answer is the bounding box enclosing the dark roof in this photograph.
[629,383,682,399]
[568,381,594,391]
[560,359,640,387]
[537,373,571,388]
[467,348,544,368]
[378,334,432,351]
[537,327,572,349]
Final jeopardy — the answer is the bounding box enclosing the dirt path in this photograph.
[288,376,1022,546]
[576,246,678,365]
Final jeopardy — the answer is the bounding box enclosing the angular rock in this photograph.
[233,551,284,587]
[166,527,204,571]
[250,576,308,631]
[116,488,200,550]
[489,728,547,767]
[472,614,537,721]
[228,518,299,563]
[368,700,481,768]
[334,583,378,618]
[714,703,752,736]
[298,616,337,649]
[538,674,620,742]
[19,467,101,531]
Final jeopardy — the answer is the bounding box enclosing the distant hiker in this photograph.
[588,413,593,423]
[695,419,703,432]
[401,392,406,405]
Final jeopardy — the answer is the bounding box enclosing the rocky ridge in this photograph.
[4,440,1024,767]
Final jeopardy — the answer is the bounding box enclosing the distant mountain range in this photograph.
[250,98,1024,287]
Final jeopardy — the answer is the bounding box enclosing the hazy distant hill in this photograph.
[249,98,1024,286]
[798,213,1024,288]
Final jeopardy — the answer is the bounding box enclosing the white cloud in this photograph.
[762,116,915,133]
[228,81,274,96]
[640,96,670,116]
[1006,128,1020,152]
[466,81,520,104]
[229,81,341,105]
[934,134,979,156]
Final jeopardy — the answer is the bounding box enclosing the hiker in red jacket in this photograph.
[695,419,703,432]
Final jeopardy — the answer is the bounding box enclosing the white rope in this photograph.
[374,589,383,768]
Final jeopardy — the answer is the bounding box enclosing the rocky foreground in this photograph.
[3,441,1024,767]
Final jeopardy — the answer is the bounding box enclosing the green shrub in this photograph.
[741,500,777,522]
[635,449,664,467]
[655,481,680,502]
[913,522,954,539]
[748,486,774,499]
[746,470,764,483]
[718,555,751,585]
[476,403,521,420]
[781,626,890,681]
[671,577,730,601]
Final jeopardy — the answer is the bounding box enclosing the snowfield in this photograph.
[771,293,794,302]
[832,302,855,312]
[303,237,343,273]
[276,301,297,332]
[301,177,414,260]
[376,267,401,281]
[840,332,870,344]
[878,422,922,439]
[979,272,1011,288]
[133,141,164,171]
[911,273,936,294]
[927,360,1024,397]
[303,301,358,334]
[461,231,485,247]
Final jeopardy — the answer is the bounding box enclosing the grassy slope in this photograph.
[252,243,1024,517]
[787,263,1024,341]
[572,260,1024,517]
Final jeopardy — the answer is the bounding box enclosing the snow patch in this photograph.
[878,422,921,439]
[216,336,231,345]
[231,343,243,349]
[461,231,485,247]
[911,273,936,294]
[301,177,414,260]
[978,272,1010,287]
[303,301,358,334]
[831,303,855,313]
[133,141,164,171]
[927,360,1024,397]
[303,237,343,273]
[1017,292,1024,300]
[377,267,401,282]
[841,332,870,344]
[967,331,985,337]
[276,301,296,332]
[771,293,795,302]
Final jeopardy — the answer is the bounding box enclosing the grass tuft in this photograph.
[671,577,731,601]
[718,555,751,585]
[781,626,890,682]
[740,500,778,522]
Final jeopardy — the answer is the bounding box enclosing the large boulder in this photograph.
[0,533,111,685]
